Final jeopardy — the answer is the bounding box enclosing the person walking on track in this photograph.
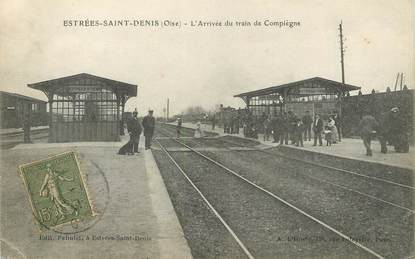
[176,117,182,138]
[142,110,155,150]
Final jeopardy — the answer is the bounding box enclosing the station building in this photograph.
[28,73,137,142]
[0,91,47,128]
[234,77,360,119]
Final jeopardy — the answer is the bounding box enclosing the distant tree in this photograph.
[358,90,362,96]
[403,85,408,90]
[184,106,207,115]
[182,106,208,122]
[386,87,391,93]
[371,89,376,94]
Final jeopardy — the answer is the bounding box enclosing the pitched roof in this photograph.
[234,77,361,98]
[28,73,138,97]
[0,91,47,103]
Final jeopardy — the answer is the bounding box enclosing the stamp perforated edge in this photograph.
[18,150,97,232]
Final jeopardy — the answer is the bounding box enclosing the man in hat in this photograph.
[312,114,323,146]
[279,112,289,145]
[142,110,155,149]
[23,115,31,143]
[358,111,379,156]
[127,109,142,153]
[377,108,394,154]
[294,118,305,147]
[302,110,313,141]
[389,107,409,153]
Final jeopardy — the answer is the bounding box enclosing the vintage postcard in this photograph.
[1,0,414,258]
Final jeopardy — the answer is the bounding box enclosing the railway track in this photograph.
[0,128,49,149]
[155,127,390,258]
[157,124,414,213]
[200,136,415,213]
[190,131,414,189]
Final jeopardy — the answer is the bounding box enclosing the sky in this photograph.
[1,0,414,116]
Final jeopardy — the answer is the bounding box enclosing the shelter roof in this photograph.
[234,77,360,98]
[28,73,138,97]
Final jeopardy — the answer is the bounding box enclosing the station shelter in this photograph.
[234,77,360,120]
[28,73,137,142]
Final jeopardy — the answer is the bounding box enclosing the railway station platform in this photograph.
[172,122,414,170]
[1,135,192,259]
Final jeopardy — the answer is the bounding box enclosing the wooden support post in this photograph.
[120,96,125,135]
[48,94,53,143]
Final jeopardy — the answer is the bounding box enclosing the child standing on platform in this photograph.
[324,126,332,146]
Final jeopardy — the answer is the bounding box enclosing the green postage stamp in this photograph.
[19,151,94,231]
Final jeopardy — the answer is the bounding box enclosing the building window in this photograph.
[50,88,119,122]
[31,103,38,111]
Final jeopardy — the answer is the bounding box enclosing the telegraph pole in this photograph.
[339,21,345,84]
[394,73,400,91]
[338,21,346,139]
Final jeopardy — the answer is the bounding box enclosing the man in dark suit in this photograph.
[294,118,305,147]
[287,111,297,144]
[358,111,379,156]
[142,110,155,150]
[176,117,182,138]
[271,115,282,143]
[302,111,313,141]
[312,114,323,146]
[23,115,31,143]
[389,107,409,153]
[279,112,289,145]
[127,110,142,153]
[378,110,392,154]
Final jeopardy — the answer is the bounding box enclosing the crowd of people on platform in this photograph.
[117,105,410,156]
[237,110,342,148]
[358,107,409,156]
[222,116,241,135]
[216,107,410,156]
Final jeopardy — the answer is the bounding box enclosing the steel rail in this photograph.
[213,139,415,213]
[305,173,414,213]
[155,138,255,259]
[157,126,415,212]
[164,135,385,259]
[218,136,415,190]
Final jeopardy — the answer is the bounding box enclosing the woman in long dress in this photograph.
[328,116,338,143]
